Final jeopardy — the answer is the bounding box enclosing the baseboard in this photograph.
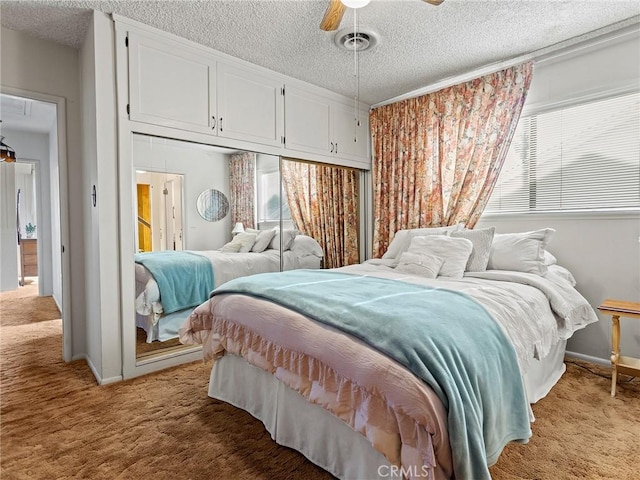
[53,295,62,312]
[83,355,101,385]
[565,350,610,366]
[77,354,123,385]
[100,374,123,385]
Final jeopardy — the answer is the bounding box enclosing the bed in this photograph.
[136,233,323,342]
[179,227,598,480]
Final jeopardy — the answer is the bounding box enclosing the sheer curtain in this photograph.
[282,159,359,268]
[369,63,533,257]
[228,152,256,230]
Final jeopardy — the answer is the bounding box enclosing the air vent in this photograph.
[334,28,379,52]
[1,95,33,117]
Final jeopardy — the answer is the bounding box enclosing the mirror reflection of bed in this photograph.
[132,134,362,360]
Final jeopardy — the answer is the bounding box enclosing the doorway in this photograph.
[15,161,39,287]
[0,90,71,362]
[135,171,184,253]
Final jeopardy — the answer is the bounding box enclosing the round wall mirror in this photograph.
[196,189,229,222]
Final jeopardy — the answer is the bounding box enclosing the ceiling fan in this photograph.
[320,0,444,31]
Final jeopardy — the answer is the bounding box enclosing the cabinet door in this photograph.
[128,32,216,135]
[217,64,283,147]
[284,86,331,156]
[331,102,370,162]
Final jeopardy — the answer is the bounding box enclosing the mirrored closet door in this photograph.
[128,134,364,364]
[281,158,361,269]
[131,135,285,360]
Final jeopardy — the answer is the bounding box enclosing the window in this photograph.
[486,91,640,213]
[257,170,291,222]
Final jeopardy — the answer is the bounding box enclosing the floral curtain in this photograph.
[228,152,256,230]
[282,159,360,269]
[369,62,533,257]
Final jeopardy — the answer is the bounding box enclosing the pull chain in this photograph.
[353,8,360,143]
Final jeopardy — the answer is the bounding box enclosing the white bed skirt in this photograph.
[136,309,193,343]
[524,338,567,404]
[209,354,404,480]
[208,340,567,480]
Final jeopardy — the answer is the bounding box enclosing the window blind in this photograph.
[486,91,640,213]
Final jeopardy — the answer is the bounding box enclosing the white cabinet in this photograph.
[283,86,332,156]
[331,102,370,162]
[217,64,284,147]
[126,27,370,164]
[284,86,370,163]
[128,32,216,135]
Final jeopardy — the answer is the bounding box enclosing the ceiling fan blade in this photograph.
[423,0,445,5]
[320,0,346,31]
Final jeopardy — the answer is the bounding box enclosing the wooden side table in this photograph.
[598,299,640,397]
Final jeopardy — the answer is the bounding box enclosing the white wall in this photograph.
[0,162,18,291]
[1,26,85,356]
[49,120,62,308]
[478,26,640,363]
[80,12,121,384]
[4,129,54,297]
[525,26,640,112]
[81,18,102,379]
[132,136,231,251]
[93,13,120,384]
[476,214,640,361]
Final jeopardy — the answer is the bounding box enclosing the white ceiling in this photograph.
[1,1,639,105]
[1,94,57,134]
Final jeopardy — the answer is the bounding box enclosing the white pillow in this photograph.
[251,229,276,253]
[290,235,324,258]
[269,229,298,251]
[220,242,242,253]
[450,227,495,272]
[382,225,461,260]
[544,250,557,266]
[220,232,257,253]
[407,235,473,278]
[395,252,444,279]
[487,228,555,275]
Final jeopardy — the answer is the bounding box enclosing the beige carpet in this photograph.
[1,285,638,480]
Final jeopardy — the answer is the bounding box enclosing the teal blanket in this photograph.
[213,269,531,480]
[135,251,214,314]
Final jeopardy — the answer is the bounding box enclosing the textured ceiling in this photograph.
[1,0,639,105]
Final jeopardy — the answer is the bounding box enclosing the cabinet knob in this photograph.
[211,116,217,130]
[330,142,334,153]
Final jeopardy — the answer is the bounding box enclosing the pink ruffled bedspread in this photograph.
[180,293,453,480]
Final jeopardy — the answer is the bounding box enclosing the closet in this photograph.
[85,13,373,382]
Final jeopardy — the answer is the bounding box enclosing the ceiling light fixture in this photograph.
[0,136,17,163]
[341,0,370,8]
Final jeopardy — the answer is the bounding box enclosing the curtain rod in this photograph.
[372,16,639,109]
